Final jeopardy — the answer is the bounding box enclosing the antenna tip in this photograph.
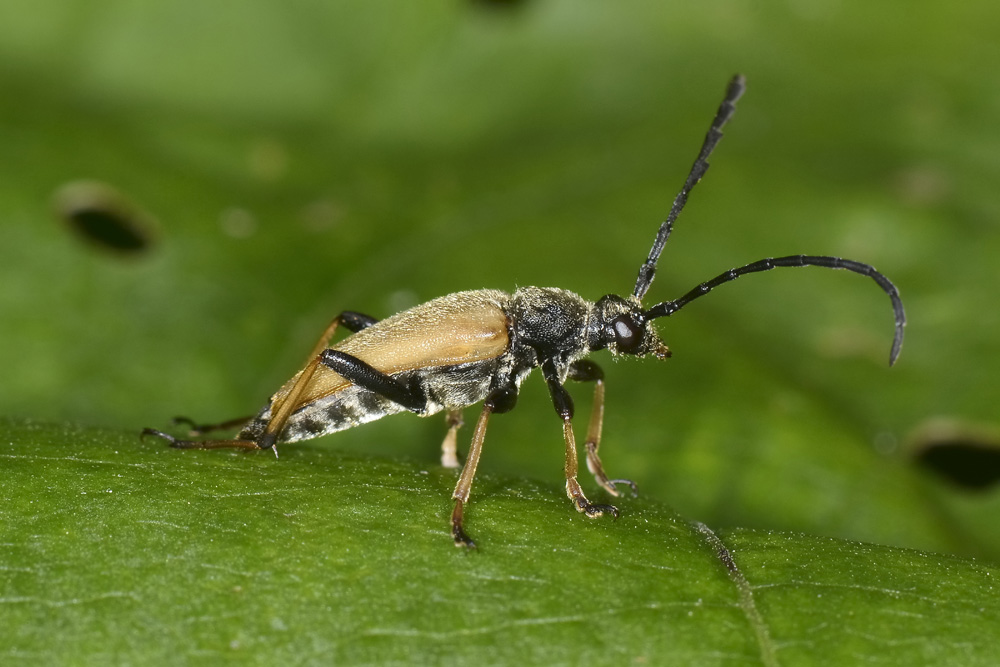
[888,315,906,366]
[727,74,747,101]
[888,332,904,366]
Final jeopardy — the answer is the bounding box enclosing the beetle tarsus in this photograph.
[584,440,637,498]
[608,478,639,498]
[141,427,179,445]
[575,497,620,519]
[451,501,477,549]
[592,474,639,498]
[171,415,252,436]
[141,427,216,450]
[141,427,266,452]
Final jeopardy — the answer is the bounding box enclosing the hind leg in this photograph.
[143,310,380,455]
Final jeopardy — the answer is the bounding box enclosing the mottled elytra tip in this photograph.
[141,75,906,548]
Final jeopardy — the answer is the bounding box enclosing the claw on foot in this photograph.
[451,501,477,550]
[452,526,477,550]
[139,427,267,453]
[575,498,620,519]
[140,427,180,446]
[140,428,204,449]
[608,478,639,498]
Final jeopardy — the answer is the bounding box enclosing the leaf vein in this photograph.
[693,521,779,667]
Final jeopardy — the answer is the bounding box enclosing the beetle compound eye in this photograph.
[612,315,643,354]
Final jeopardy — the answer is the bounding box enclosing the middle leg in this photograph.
[440,409,464,469]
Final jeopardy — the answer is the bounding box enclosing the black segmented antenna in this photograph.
[633,74,746,301]
[643,255,907,366]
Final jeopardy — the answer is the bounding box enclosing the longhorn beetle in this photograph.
[143,75,906,548]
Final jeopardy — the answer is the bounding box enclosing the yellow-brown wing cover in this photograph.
[271,290,511,411]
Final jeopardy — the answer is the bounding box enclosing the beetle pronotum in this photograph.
[144,75,905,548]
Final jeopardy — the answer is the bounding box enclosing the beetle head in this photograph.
[589,294,671,359]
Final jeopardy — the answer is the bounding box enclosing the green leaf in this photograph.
[2,420,997,664]
[6,0,999,556]
[2,1,1000,661]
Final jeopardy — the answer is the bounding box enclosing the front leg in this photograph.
[567,360,638,498]
[542,360,619,520]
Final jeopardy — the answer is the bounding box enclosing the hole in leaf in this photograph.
[54,180,155,256]
[911,419,1000,491]
[916,443,1000,491]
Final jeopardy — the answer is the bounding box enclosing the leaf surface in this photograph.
[2,420,997,665]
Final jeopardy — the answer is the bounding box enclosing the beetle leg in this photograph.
[146,310,379,455]
[543,361,619,520]
[140,428,263,451]
[254,311,379,455]
[451,406,491,549]
[561,418,619,520]
[172,415,254,437]
[450,384,518,548]
[440,410,464,469]
[567,360,638,498]
[303,311,379,362]
[318,350,427,413]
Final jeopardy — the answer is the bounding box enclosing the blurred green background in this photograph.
[4,2,1000,663]
[3,1,999,557]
